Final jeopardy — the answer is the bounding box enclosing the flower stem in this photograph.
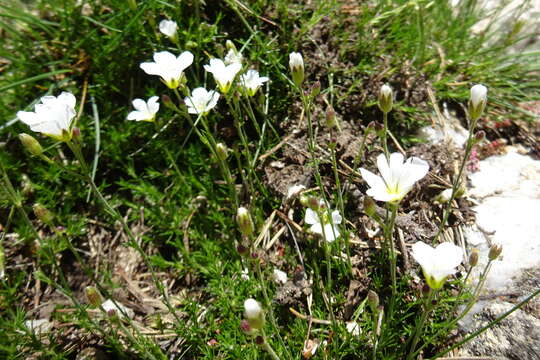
[382,111,390,160]
[406,289,437,360]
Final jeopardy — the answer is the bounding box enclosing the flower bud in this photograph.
[226,40,237,52]
[237,244,248,256]
[19,133,43,156]
[72,127,81,142]
[299,195,309,207]
[488,243,502,260]
[469,84,487,121]
[240,319,253,334]
[469,248,479,267]
[255,336,264,345]
[85,286,103,307]
[367,290,379,312]
[127,0,137,10]
[378,84,393,113]
[32,203,54,225]
[289,52,304,87]
[244,298,265,330]
[310,81,321,98]
[363,196,377,218]
[325,106,339,129]
[474,130,486,143]
[161,94,177,110]
[306,197,321,211]
[216,143,229,162]
[237,207,254,236]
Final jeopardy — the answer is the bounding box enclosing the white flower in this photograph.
[289,52,304,72]
[184,87,220,115]
[346,321,360,336]
[304,200,342,242]
[140,51,193,89]
[411,241,463,290]
[127,96,159,122]
[204,58,242,94]
[470,84,487,109]
[359,153,429,203]
[289,52,304,86]
[240,70,269,97]
[286,184,306,200]
[224,48,243,65]
[244,299,262,320]
[272,269,288,284]
[241,268,250,281]
[158,19,178,39]
[17,92,76,142]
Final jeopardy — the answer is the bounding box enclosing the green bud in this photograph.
[488,243,502,261]
[216,143,229,162]
[363,197,377,218]
[237,207,254,236]
[325,106,339,129]
[19,133,43,156]
[367,290,379,312]
[469,248,479,267]
[469,84,487,121]
[32,203,54,225]
[85,286,103,307]
[378,84,393,114]
[289,52,304,87]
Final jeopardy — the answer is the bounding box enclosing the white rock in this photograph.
[466,146,540,292]
[24,319,52,334]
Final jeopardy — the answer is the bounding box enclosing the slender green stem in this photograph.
[261,336,281,360]
[406,289,438,360]
[382,111,390,160]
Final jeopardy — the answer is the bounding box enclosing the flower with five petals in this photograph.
[304,200,342,242]
[203,58,242,94]
[240,70,269,97]
[17,92,76,142]
[184,87,220,115]
[140,51,193,89]
[127,96,160,122]
[411,241,463,290]
[359,153,429,203]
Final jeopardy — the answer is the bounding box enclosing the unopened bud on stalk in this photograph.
[469,84,488,121]
[469,248,479,267]
[237,207,254,236]
[216,143,229,161]
[289,52,304,87]
[378,84,393,114]
[72,127,82,142]
[310,81,321,98]
[161,94,177,110]
[85,286,103,307]
[363,197,377,218]
[325,106,339,129]
[32,203,54,225]
[474,130,486,143]
[236,244,248,256]
[226,40,237,52]
[299,195,309,207]
[244,298,265,330]
[367,290,379,312]
[19,133,43,156]
[488,243,502,260]
[307,197,321,211]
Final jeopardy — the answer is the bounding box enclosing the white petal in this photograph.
[132,98,147,112]
[140,62,161,76]
[147,96,160,114]
[17,111,39,126]
[322,224,339,242]
[375,153,393,187]
[398,157,429,191]
[331,210,342,225]
[57,92,76,108]
[360,168,387,192]
[177,51,194,69]
[411,241,436,275]
[310,222,323,235]
[304,208,320,225]
[127,111,147,121]
[366,187,397,202]
[153,51,176,64]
